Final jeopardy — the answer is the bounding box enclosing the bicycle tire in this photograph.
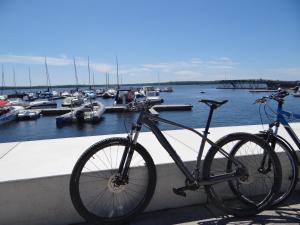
[256,133,298,207]
[202,132,282,217]
[70,137,157,225]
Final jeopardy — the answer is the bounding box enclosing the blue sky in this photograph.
[0,0,299,86]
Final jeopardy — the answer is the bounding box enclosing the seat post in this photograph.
[204,105,216,135]
[196,104,216,171]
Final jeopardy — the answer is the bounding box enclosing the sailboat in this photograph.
[0,65,8,100]
[30,57,57,108]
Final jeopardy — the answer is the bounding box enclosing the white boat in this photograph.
[84,90,96,99]
[134,91,145,98]
[75,102,105,122]
[146,91,164,104]
[62,96,84,107]
[61,91,71,98]
[23,92,38,101]
[293,92,300,97]
[102,89,117,98]
[17,110,40,120]
[96,89,105,96]
[29,100,57,109]
[7,98,29,107]
[56,101,105,126]
[161,87,173,92]
[141,86,155,96]
[0,106,20,125]
[0,95,8,100]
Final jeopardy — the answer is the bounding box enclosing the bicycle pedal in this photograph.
[172,188,187,197]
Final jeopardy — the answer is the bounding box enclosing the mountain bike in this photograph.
[70,99,282,225]
[253,90,300,207]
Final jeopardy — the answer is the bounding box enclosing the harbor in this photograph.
[1,84,300,143]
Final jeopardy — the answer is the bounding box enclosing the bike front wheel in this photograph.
[70,137,157,225]
[256,133,298,207]
[202,132,282,217]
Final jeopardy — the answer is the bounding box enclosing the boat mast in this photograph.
[28,67,32,92]
[92,72,95,89]
[116,56,119,89]
[87,56,91,90]
[73,58,79,91]
[44,57,51,92]
[13,68,16,91]
[1,65,4,95]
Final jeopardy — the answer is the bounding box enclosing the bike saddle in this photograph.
[199,99,228,108]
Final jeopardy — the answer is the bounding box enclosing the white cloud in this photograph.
[0,54,113,73]
[0,54,239,84]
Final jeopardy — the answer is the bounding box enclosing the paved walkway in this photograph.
[133,192,300,225]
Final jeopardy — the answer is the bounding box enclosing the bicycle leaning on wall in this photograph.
[253,90,300,207]
[69,99,282,225]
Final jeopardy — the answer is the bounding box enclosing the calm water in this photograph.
[1,85,299,143]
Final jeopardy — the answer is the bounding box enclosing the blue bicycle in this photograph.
[254,90,300,206]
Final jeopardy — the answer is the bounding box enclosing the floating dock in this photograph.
[249,89,278,93]
[33,104,193,116]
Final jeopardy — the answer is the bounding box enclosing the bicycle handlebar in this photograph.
[254,88,289,104]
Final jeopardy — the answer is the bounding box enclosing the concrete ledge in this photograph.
[0,123,299,225]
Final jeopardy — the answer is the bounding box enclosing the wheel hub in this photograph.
[107,174,126,193]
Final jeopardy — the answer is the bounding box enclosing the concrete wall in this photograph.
[0,123,299,225]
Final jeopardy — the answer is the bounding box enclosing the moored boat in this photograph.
[0,106,20,125]
[56,101,105,126]
[62,96,84,107]
[75,101,105,123]
[145,91,164,104]
[29,100,57,109]
[17,110,40,120]
[293,92,300,97]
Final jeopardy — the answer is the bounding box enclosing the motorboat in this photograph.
[0,106,20,125]
[61,91,71,98]
[293,92,300,97]
[161,87,173,92]
[23,92,38,101]
[56,101,105,126]
[17,110,40,120]
[0,95,8,100]
[29,100,57,109]
[61,96,84,107]
[84,90,96,99]
[75,101,105,122]
[145,91,164,104]
[95,89,105,97]
[102,89,117,98]
[134,90,145,98]
[114,89,136,105]
[140,86,155,96]
[7,98,30,107]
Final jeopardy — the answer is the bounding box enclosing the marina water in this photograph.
[1,85,299,143]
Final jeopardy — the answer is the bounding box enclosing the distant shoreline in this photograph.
[1,79,299,90]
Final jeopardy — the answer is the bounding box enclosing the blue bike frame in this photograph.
[275,101,300,150]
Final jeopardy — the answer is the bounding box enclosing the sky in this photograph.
[0,0,299,86]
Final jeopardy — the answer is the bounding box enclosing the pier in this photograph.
[0,123,299,225]
[31,103,193,116]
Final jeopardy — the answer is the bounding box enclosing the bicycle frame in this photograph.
[273,101,300,151]
[121,109,244,186]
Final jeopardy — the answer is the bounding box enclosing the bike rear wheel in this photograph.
[203,133,282,217]
[70,137,156,225]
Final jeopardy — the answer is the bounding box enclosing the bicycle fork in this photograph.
[117,123,142,182]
